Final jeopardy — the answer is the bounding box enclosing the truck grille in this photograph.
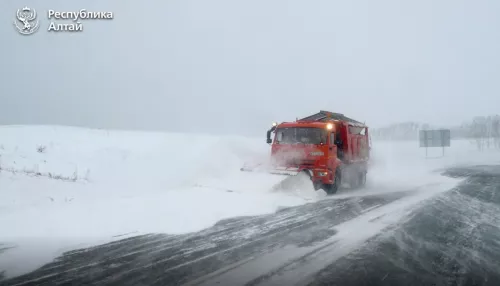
[286,159,316,167]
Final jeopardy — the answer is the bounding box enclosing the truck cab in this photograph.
[266,110,370,194]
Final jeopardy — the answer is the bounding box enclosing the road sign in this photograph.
[419,129,451,157]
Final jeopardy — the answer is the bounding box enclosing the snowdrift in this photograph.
[1,125,500,277]
[0,125,313,277]
[0,125,315,232]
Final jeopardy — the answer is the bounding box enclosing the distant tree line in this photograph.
[371,115,500,150]
[462,115,500,150]
[371,122,428,141]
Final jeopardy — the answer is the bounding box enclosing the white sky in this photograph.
[1,0,499,136]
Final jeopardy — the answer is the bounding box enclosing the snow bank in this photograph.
[1,126,500,277]
[0,125,306,277]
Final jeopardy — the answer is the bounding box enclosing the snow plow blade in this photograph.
[240,165,300,176]
[239,163,317,193]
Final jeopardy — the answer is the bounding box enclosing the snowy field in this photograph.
[1,125,500,278]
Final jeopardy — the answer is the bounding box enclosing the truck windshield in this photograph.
[275,127,327,145]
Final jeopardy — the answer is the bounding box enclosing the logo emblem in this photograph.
[14,7,40,35]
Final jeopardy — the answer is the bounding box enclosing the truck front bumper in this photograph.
[311,168,334,185]
[265,165,334,185]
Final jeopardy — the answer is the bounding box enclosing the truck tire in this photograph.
[323,169,341,195]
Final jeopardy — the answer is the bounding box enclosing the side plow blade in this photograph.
[239,164,316,193]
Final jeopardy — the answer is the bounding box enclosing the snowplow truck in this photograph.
[241,110,370,194]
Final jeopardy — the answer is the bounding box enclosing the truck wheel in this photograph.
[323,170,341,195]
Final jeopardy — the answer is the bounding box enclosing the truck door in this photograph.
[328,132,337,170]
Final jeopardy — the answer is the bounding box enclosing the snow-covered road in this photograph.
[3,165,500,286]
[1,125,500,283]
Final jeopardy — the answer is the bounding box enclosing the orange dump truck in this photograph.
[241,110,370,194]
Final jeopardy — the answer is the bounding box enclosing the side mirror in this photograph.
[266,125,277,145]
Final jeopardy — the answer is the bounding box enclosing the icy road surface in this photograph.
[2,165,500,286]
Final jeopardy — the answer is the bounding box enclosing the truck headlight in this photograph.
[317,171,328,176]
